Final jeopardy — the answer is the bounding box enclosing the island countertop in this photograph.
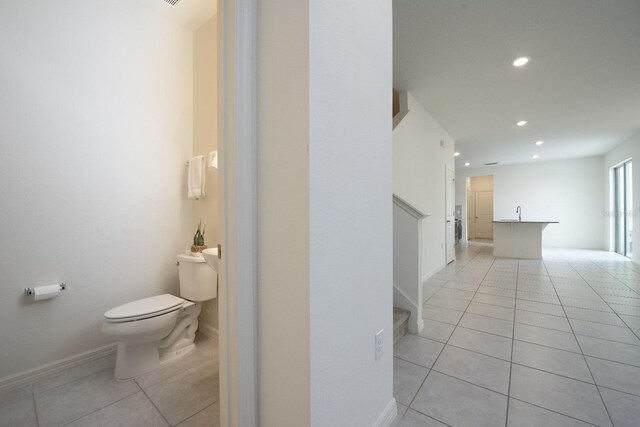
[492,220,559,224]
[492,220,559,259]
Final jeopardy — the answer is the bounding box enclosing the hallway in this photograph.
[393,242,640,426]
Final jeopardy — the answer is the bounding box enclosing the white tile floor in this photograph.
[4,243,640,427]
[0,333,219,427]
[393,242,640,427]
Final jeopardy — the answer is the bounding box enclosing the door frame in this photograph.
[445,167,455,263]
[474,191,494,240]
[218,1,258,426]
[466,190,475,240]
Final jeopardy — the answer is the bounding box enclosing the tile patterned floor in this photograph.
[0,333,219,427]
[393,242,640,427]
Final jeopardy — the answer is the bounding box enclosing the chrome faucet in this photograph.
[516,206,522,221]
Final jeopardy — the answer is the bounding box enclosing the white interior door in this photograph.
[445,168,455,263]
[467,190,475,240]
[474,191,494,239]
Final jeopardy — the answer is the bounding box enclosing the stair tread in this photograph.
[393,308,410,346]
[393,307,410,328]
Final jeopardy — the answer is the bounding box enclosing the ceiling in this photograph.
[133,0,216,31]
[393,0,640,169]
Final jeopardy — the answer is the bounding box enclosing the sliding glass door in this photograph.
[614,160,633,258]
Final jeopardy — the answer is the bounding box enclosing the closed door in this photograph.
[445,168,455,264]
[474,191,494,239]
[467,190,475,240]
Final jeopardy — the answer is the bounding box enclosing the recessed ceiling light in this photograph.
[532,155,539,159]
[454,152,461,157]
[535,140,544,146]
[513,56,530,67]
[464,162,471,166]
[516,120,528,127]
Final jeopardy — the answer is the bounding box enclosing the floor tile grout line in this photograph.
[566,258,640,343]
[517,320,640,348]
[173,400,220,427]
[3,335,220,427]
[138,386,174,426]
[429,368,509,397]
[508,362,596,386]
[59,388,141,426]
[401,405,454,427]
[392,355,433,371]
[507,396,601,427]
[31,384,40,427]
[588,258,640,298]
[133,364,190,390]
[406,245,496,413]
[428,355,637,404]
[453,324,513,340]
[416,248,500,412]
[468,299,517,309]
[597,383,640,399]
[542,257,616,427]
[449,317,619,354]
[435,341,511,363]
[32,367,131,427]
[32,365,116,397]
[572,330,640,347]
[581,352,640,370]
[504,258,519,427]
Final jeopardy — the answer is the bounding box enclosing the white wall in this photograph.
[0,1,193,379]
[193,15,219,333]
[308,1,393,425]
[257,0,393,425]
[456,156,605,249]
[393,92,455,280]
[257,0,310,424]
[604,131,640,264]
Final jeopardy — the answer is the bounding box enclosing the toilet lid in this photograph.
[104,294,185,322]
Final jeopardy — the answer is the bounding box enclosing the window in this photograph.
[613,160,633,258]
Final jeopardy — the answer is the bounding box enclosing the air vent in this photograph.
[484,162,498,166]
[163,0,181,5]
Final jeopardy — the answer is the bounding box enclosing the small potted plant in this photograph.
[191,220,207,254]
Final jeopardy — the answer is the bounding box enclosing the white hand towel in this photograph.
[207,150,218,170]
[188,155,206,199]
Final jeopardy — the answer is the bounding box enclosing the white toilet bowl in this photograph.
[102,252,217,379]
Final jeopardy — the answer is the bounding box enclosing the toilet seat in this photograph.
[104,294,185,323]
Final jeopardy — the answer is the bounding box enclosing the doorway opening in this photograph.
[613,160,633,258]
[466,175,494,241]
[445,167,456,264]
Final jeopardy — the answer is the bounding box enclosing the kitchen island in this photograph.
[492,220,559,260]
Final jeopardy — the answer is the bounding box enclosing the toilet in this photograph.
[102,252,217,379]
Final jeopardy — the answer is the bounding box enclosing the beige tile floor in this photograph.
[0,333,219,427]
[393,242,640,427]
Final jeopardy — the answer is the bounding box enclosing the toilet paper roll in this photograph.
[33,284,61,301]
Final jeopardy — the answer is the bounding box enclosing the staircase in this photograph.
[393,307,410,346]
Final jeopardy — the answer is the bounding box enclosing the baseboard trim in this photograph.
[198,323,219,340]
[421,262,446,284]
[0,343,116,394]
[372,398,398,427]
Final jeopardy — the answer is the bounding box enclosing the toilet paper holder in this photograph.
[24,282,66,296]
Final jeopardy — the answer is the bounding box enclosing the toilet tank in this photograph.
[176,253,217,301]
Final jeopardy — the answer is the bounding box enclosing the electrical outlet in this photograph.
[375,329,384,361]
